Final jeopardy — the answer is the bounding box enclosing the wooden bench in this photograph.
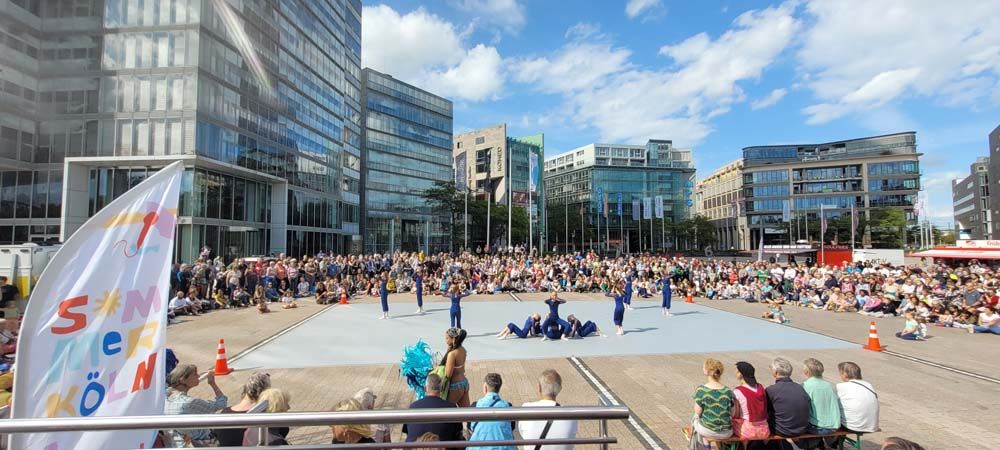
[683,426,868,450]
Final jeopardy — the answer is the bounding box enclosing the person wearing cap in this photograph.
[731,361,770,440]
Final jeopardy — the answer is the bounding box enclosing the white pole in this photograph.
[486,185,491,253]
[464,188,468,251]
[529,189,533,254]
[507,145,512,250]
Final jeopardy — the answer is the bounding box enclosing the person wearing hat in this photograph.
[731,362,770,440]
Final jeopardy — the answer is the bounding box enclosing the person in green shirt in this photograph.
[801,358,842,435]
[690,358,735,450]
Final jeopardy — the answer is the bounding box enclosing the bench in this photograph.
[683,426,868,450]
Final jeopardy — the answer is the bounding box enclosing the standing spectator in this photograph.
[836,362,879,433]
[765,357,810,438]
[402,373,463,448]
[519,369,578,450]
[469,373,515,450]
[801,358,842,436]
[164,364,227,447]
[689,358,735,449]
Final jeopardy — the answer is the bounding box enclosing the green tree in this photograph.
[867,207,906,248]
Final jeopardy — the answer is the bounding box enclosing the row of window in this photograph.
[104,0,201,27]
[366,72,452,117]
[868,178,918,192]
[869,194,916,207]
[101,73,195,114]
[365,130,452,168]
[794,165,862,181]
[366,111,451,149]
[747,185,789,198]
[102,30,198,70]
[746,169,788,183]
[366,91,452,134]
[868,161,919,176]
[0,171,63,220]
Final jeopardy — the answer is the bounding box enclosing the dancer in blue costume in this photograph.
[661,274,672,317]
[447,283,469,329]
[566,314,605,338]
[496,313,542,339]
[540,291,571,341]
[414,270,425,315]
[605,282,626,335]
[623,273,634,310]
[378,273,390,320]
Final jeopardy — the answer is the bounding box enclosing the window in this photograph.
[475,136,485,145]
[745,169,788,184]
[868,161,918,176]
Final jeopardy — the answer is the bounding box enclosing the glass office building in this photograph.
[0,0,364,261]
[361,68,453,254]
[543,140,694,254]
[742,132,920,248]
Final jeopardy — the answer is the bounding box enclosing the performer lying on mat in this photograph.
[565,314,606,338]
[496,313,542,339]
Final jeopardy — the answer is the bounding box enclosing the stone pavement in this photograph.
[166,294,1000,449]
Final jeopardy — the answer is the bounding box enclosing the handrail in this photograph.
[193,437,616,449]
[0,406,630,433]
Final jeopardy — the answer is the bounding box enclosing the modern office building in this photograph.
[543,140,694,254]
[742,132,921,249]
[951,157,990,240]
[694,159,746,251]
[0,0,364,261]
[987,124,1000,238]
[453,124,545,250]
[360,68,453,254]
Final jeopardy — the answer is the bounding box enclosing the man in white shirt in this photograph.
[168,291,193,316]
[518,369,578,450]
[835,361,879,433]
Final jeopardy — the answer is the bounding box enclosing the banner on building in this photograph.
[11,161,183,450]
[632,199,641,221]
[528,152,539,193]
[603,191,609,218]
[596,188,604,216]
[616,193,623,217]
[454,152,467,191]
[782,200,791,222]
[643,197,652,219]
[654,195,664,219]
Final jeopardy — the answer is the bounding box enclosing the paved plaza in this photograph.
[167,293,1000,449]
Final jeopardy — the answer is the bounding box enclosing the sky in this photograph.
[360,0,1000,227]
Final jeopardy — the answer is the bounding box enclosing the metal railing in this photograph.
[0,405,630,449]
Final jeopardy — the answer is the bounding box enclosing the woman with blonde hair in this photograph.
[330,399,376,444]
[689,358,735,450]
[243,388,292,446]
[353,388,391,443]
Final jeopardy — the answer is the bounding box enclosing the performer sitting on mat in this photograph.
[496,313,542,340]
[565,314,606,338]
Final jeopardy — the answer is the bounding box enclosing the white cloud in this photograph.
[625,0,663,19]
[450,0,526,33]
[362,5,504,102]
[750,88,787,110]
[564,22,601,40]
[512,2,798,146]
[798,0,1000,123]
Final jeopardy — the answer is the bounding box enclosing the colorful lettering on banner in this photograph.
[11,162,184,450]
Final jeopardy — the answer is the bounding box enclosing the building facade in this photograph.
[0,0,364,261]
[361,68,452,254]
[987,124,1000,238]
[694,159,745,251]
[742,132,920,249]
[543,140,694,254]
[453,124,545,250]
[951,157,990,240]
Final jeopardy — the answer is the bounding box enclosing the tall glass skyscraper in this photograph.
[0,0,363,262]
[361,68,453,254]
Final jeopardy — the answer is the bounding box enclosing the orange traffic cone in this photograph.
[214,338,233,375]
[685,293,694,304]
[863,321,883,352]
[339,290,348,305]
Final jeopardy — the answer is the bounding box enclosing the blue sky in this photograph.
[361,0,1000,226]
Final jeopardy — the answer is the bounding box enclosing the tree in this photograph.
[420,181,531,252]
[867,207,906,248]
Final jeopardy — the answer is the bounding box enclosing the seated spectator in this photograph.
[264,282,280,302]
[216,372,271,446]
[519,369,578,450]
[402,373,463,448]
[731,361,769,440]
[970,305,1000,334]
[353,388,391,443]
[895,311,924,341]
[801,358,842,436]
[418,432,444,450]
[469,373,515,450]
[281,290,298,309]
[232,286,251,308]
[168,291,195,316]
[297,277,311,297]
[689,358,735,448]
[188,287,212,311]
[330,399,376,444]
[835,361,879,433]
[0,319,17,355]
[252,285,267,305]
[164,364,227,447]
[244,389,291,446]
[765,357,810,437]
[881,437,925,450]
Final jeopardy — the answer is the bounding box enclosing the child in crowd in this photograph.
[281,290,298,309]
[761,304,787,324]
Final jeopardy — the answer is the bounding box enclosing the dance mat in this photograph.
[230,298,854,370]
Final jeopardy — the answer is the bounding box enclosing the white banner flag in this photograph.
[11,161,184,450]
[528,152,539,193]
[654,195,664,219]
[643,197,652,219]
[632,199,641,221]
